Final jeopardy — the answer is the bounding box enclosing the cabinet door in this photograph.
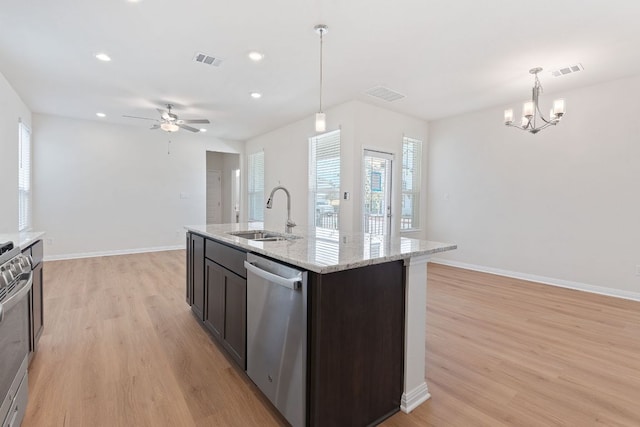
[223,270,246,368]
[204,260,225,341]
[191,234,206,320]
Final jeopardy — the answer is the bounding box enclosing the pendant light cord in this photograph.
[319,30,324,113]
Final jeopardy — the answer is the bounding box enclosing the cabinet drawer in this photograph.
[205,239,247,278]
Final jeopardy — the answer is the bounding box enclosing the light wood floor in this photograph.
[23,251,640,426]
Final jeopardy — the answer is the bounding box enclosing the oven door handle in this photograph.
[0,274,33,324]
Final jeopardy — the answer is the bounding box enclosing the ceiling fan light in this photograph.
[161,122,179,132]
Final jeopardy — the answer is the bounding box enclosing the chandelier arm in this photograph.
[535,104,553,124]
[530,121,557,133]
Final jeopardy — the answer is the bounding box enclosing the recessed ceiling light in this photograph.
[95,53,111,62]
[250,92,262,99]
[248,51,264,62]
[199,128,207,132]
[96,112,106,118]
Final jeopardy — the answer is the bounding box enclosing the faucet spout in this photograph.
[266,186,296,233]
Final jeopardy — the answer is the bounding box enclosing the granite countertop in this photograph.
[185,223,456,274]
[0,231,45,250]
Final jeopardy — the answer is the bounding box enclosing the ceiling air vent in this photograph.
[550,63,584,77]
[193,52,223,67]
[365,86,406,102]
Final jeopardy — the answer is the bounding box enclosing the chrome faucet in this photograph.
[266,186,296,233]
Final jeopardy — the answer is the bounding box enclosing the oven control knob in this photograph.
[1,268,13,285]
[9,262,20,276]
[18,256,31,270]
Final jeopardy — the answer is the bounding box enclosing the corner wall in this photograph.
[245,100,429,235]
[427,74,640,298]
[0,71,32,232]
[33,114,243,258]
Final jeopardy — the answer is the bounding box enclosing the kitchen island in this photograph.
[185,223,455,426]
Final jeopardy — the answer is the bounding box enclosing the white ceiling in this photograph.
[1,0,639,141]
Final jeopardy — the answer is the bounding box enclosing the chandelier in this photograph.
[504,67,566,134]
[314,24,328,132]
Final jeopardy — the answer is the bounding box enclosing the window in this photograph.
[309,130,340,230]
[18,121,32,231]
[247,151,264,222]
[401,137,421,230]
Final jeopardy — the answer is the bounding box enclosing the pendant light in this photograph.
[314,24,328,132]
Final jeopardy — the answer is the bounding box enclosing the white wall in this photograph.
[427,74,640,297]
[33,114,243,258]
[245,101,356,232]
[0,71,32,232]
[353,102,429,237]
[245,100,428,235]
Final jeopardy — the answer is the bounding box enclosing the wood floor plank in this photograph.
[22,253,640,426]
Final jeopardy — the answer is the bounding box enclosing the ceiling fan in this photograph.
[123,104,210,133]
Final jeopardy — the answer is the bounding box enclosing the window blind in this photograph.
[401,137,421,230]
[309,130,340,230]
[247,151,265,221]
[18,122,32,231]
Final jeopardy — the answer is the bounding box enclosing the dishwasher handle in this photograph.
[244,261,302,290]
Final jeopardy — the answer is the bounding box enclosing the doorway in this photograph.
[206,170,222,223]
[206,151,240,224]
[363,150,393,235]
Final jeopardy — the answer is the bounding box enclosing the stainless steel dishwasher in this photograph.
[244,253,307,427]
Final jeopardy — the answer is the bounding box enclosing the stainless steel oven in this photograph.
[0,244,32,427]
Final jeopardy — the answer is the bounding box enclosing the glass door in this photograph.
[363,150,393,235]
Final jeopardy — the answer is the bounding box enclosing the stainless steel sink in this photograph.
[227,230,299,242]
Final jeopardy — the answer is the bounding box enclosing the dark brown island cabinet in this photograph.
[22,239,44,363]
[186,231,404,427]
[187,232,247,368]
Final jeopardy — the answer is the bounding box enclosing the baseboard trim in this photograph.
[400,382,431,414]
[44,245,185,261]
[430,258,640,302]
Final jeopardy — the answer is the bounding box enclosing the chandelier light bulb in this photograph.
[553,99,566,117]
[504,109,514,125]
[522,101,535,118]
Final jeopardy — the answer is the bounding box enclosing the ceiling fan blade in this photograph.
[150,124,160,130]
[181,119,210,124]
[123,115,158,121]
[157,108,170,120]
[178,123,200,132]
